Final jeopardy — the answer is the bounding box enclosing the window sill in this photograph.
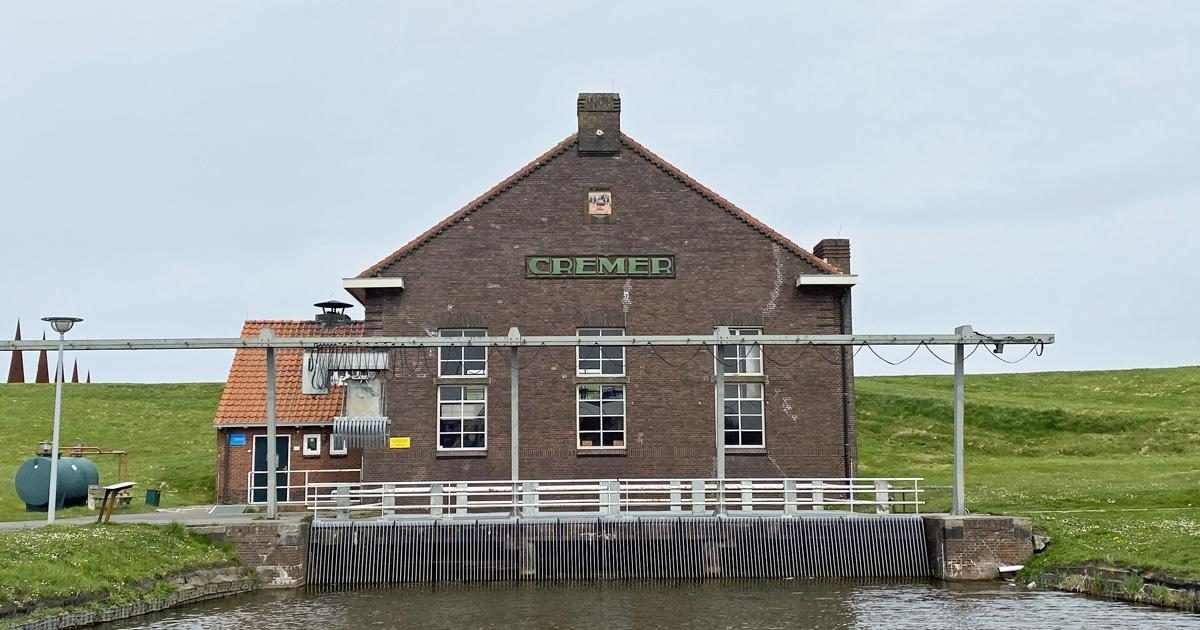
[436,450,488,459]
[723,374,767,383]
[577,448,627,457]
[302,453,321,458]
[574,375,628,384]
[725,447,768,456]
[435,376,489,385]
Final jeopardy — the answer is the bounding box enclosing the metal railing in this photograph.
[246,468,362,505]
[306,477,922,520]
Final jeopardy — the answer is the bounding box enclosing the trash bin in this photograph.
[146,488,161,507]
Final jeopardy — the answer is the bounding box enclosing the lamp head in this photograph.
[41,316,83,334]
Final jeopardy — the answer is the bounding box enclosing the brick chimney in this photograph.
[577,93,621,154]
[813,238,851,273]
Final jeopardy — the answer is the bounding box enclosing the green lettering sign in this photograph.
[526,255,675,279]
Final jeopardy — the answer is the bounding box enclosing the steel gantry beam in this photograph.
[0,331,1053,352]
[3,327,1052,519]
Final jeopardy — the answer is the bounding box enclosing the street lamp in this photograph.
[41,316,82,524]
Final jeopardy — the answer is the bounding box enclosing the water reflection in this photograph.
[100,580,1200,630]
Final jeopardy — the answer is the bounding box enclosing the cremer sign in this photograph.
[526,255,675,278]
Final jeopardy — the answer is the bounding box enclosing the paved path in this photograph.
[0,506,308,531]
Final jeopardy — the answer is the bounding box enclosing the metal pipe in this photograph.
[46,331,65,524]
[952,325,968,516]
[0,332,1056,351]
[510,344,519,516]
[713,327,728,515]
[266,344,278,520]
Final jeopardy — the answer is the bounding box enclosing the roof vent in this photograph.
[314,300,353,328]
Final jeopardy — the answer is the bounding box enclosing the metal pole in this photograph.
[265,344,278,520]
[951,325,969,516]
[508,327,520,517]
[511,345,519,483]
[714,326,728,515]
[46,331,65,524]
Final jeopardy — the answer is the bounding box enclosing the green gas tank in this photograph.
[14,455,99,511]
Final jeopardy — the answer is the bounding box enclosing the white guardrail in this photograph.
[246,468,363,505]
[305,478,923,520]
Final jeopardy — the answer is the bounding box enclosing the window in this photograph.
[302,434,321,457]
[329,434,348,456]
[717,327,763,375]
[438,384,487,450]
[578,384,625,448]
[577,328,625,375]
[439,329,487,377]
[724,383,764,447]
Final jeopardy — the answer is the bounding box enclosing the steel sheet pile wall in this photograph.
[308,516,929,585]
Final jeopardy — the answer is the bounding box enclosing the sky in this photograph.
[1,1,1197,382]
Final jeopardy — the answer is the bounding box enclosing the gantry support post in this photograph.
[508,327,520,517]
[951,324,970,516]
[714,326,729,516]
[264,329,279,520]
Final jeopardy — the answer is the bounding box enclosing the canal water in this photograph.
[100,580,1199,629]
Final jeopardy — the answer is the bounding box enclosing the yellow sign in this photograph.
[389,437,411,449]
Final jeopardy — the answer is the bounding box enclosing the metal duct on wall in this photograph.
[333,416,390,448]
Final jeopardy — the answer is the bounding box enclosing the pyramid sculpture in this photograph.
[34,332,49,383]
[6,320,23,383]
[86,370,91,384]
[71,359,79,383]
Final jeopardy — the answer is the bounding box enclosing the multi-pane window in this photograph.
[439,329,487,376]
[717,327,763,375]
[723,383,764,447]
[577,328,625,375]
[438,385,487,449]
[577,384,625,448]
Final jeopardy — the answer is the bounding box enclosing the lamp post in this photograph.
[41,316,82,524]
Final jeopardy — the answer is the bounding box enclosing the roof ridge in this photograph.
[617,134,841,274]
[359,134,578,277]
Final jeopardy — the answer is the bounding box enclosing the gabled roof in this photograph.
[213,320,365,426]
[358,134,841,278]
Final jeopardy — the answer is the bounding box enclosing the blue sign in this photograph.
[229,433,247,446]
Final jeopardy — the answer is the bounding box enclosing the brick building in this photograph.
[215,93,857,504]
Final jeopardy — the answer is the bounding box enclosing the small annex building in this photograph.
[215,93,858,506]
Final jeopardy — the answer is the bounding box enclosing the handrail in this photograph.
[304,477,923,520]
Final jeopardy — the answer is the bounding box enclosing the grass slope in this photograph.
[0,383,220,521]
[0,523,237,626]
[857,366,1200,578]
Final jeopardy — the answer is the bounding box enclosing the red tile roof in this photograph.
[213,320,365,426]
[357,133,842,278]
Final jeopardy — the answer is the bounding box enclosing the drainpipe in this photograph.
[839,288,853,479]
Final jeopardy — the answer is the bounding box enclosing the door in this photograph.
[252,435,290,504]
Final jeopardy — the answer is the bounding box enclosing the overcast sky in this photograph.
[2,2,1196,383]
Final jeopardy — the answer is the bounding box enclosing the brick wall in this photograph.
[923,515,1034,580]
[358,137,856,483]
[190,521,309,588]
[215,426,362,505]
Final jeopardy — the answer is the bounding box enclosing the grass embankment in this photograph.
[0,523,238,626]
[857,366,1200,579]
[0,383,220,521]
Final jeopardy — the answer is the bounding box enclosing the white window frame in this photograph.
[437,384,487,451]
[716,327,763,375]
[302,433,322,457]
[576,328,625,376]
[329,434,348,456]
[577,384,626,449]
[439,329,488,377]
[723,383,765,448]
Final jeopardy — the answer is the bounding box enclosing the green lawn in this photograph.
[857,366,1200,578]
[0,383,220,521]
[0,523,238,625]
